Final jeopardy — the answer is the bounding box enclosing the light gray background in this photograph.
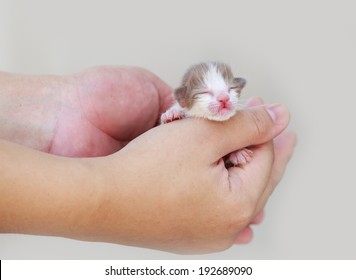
[1,0,355,259]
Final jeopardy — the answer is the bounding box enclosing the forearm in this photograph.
[0,71,70,152]
[0,139,103,239]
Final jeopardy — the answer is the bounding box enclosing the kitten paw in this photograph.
[227,148,253,167]
[160,108,186,124]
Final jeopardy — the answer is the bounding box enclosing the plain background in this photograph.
[1,0,355,259]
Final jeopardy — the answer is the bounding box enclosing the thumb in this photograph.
[205,104,290,161]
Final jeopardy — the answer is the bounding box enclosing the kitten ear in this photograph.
[232,77,246,91]
[174,86,188,108]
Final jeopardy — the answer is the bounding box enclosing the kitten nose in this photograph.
[217,93,230,104]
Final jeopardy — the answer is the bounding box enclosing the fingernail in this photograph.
[266,104,290,125]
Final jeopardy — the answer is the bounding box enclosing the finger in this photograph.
[270,130,297,187]
[235,210,265,243]
[244,98,282,207]
[251,210,265,224]
[234,211,264,244]
[158,102,290,163]
[244,96,264,107]
[234,226,254,244]
[207,103,290,161]
[254,130,297,215]
[234,210,265,244]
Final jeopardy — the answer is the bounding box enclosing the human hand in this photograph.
[0,96,295,254]
[80,102,294,253]
[0,67,172,156]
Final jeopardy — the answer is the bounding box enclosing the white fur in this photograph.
[186,97,212,119]
[203,63,228,92]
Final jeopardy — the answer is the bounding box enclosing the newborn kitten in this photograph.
[161,61,253,167]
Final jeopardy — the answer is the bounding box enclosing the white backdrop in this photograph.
[1,0,355,259]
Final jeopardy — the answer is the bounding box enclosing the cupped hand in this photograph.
[83,103,295,253]
[49,66,173,156]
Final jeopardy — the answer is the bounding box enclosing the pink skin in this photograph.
[207,91,237,119]
[216,92,230,108]
[208,102,232,115]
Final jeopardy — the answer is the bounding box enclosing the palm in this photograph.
[50,66,173,157]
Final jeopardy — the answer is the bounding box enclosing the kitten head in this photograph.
[174,61,246,121]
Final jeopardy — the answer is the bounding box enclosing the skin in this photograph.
[0,67,296,254]
[0,66,172,156]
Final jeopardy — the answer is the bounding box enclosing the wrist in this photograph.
[0,140,105,239]
[0,71,72,152]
